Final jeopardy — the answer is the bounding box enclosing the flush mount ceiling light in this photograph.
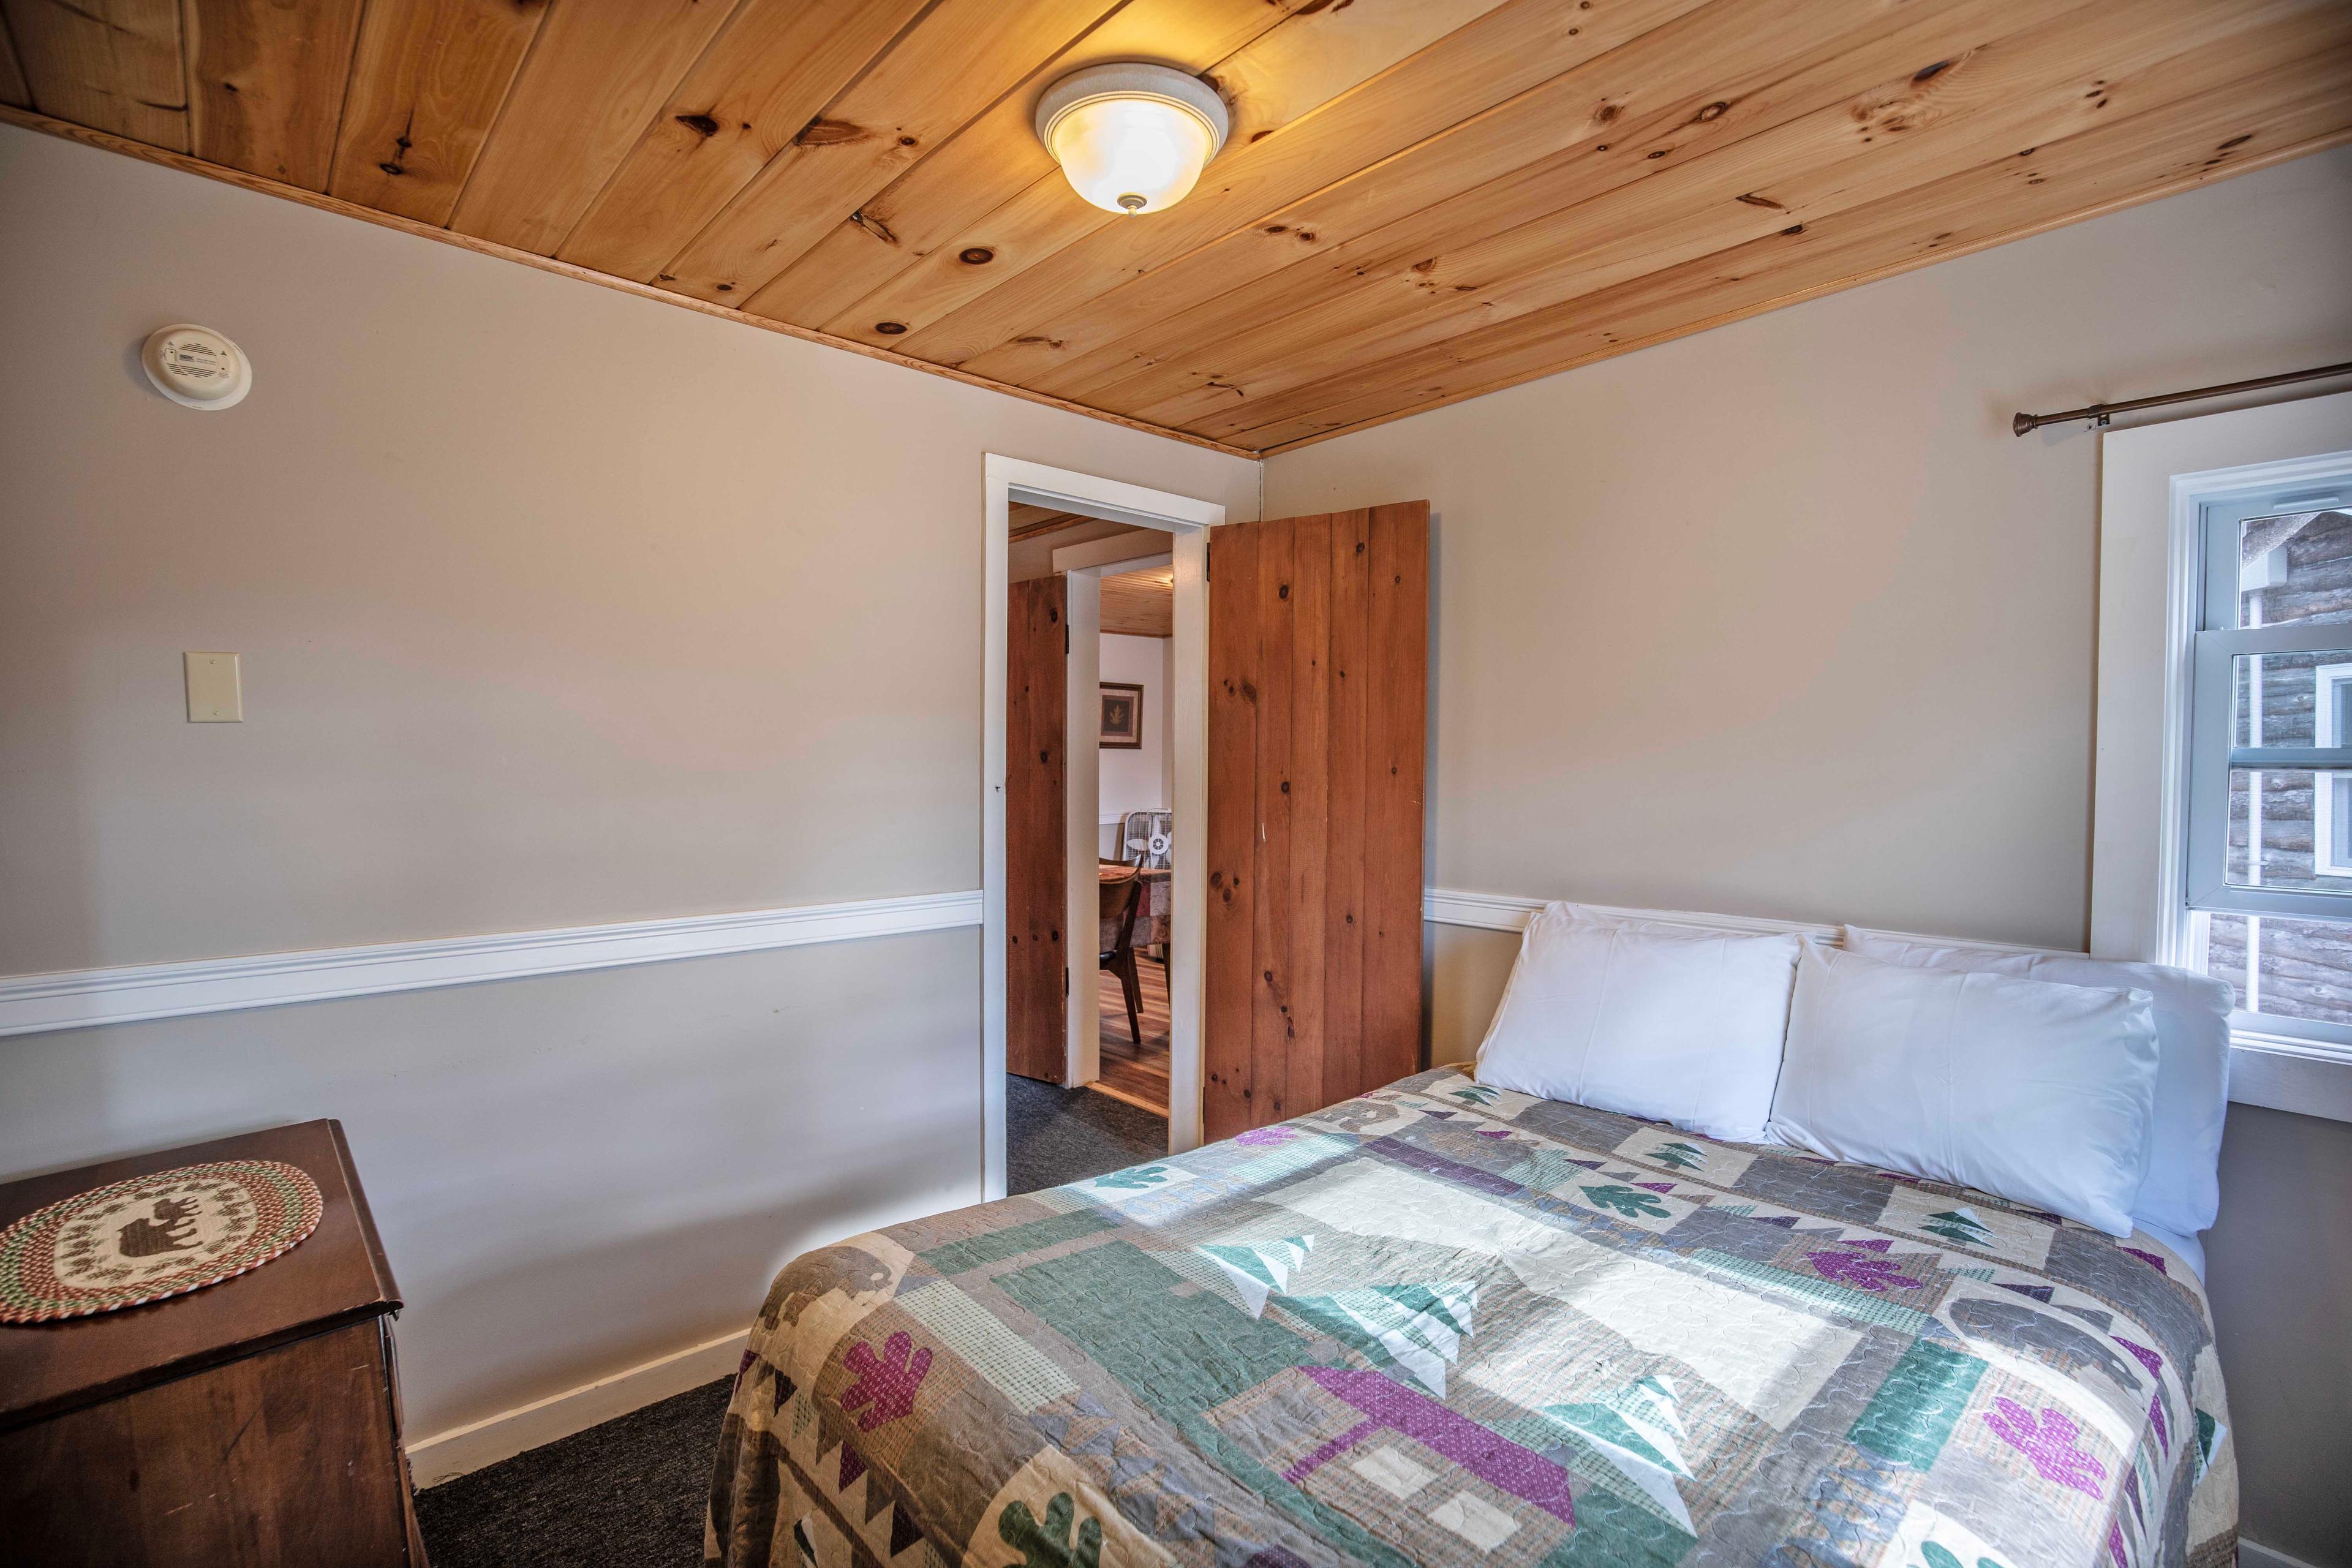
[1035,63,1229,216]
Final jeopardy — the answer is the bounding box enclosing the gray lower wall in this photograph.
[0,930,981,1439]
[2206,1106,2352,1567]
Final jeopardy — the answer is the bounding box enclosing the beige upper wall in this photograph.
[0,123,1256,976]
[1267,146,2352,953]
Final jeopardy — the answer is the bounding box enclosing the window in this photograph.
[2182,481,2352,1047]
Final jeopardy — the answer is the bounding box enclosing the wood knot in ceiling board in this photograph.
[377,114,417,179]
[1736,192,1783,208]
[796,118,868,147]
[959,247,995,265]
[874,321,908,334]
[676,111,720,138]
[850,209,900,247]
[1012,334,1065,350]
[1913,60,1951,83]
[1689,100,1730,124]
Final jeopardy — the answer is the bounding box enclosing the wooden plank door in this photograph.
[1205,502,1428,1140]
[1006,576,1067,1083]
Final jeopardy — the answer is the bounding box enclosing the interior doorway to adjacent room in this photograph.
[982,457,1216,1200]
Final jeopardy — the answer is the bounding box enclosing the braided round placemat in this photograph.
[0,1159,323,1324]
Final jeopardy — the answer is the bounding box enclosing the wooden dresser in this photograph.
[0,1120,425,1566]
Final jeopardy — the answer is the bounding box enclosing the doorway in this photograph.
[981,456,1219,1200]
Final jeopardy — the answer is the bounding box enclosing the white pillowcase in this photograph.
[1770,941,2161,1237]
[1476,904,1800,1142]
[1842,926,2231,1237]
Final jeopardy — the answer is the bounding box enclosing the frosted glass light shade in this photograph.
[1035,64,1229,216]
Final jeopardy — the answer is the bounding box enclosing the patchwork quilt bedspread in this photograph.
[707,1070,2236,1568]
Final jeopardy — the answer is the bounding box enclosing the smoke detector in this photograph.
[141,324,252,410]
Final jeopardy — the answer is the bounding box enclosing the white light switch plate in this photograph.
[184,652,241,722]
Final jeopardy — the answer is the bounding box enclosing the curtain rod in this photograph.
[2012,360,2352,436]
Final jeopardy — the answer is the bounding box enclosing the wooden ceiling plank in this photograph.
[650,0,1125,304]
[1000,0,2084,405]
[1223,48,2352,449]
[450,0,745,254]
[801,0,1528,350]
[1101,567,1174,636]
[2,0,187,147]
[108,0,184,148]
[0,2,26,109]
[1009,509,1094,542]
[326,0,548,225]
[818,164,1101,344]
[1133,0,2338,431]
[742,0,1330,333]
[554,0,934,284]
[0,7,27,110]
[894,0,1719,369]
[185,0,368,190]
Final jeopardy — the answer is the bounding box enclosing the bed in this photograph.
[706,1069,2236,1568]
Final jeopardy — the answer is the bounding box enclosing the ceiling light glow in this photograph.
[1035,64,1229,216]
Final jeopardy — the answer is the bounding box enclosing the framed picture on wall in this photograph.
[1099,683,1144,748]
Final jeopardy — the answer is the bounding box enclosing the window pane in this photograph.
[2201,913,2352,1027]
[2229,649,2352,748]
[2223,768,2352,893]
[2236,508,2352,628]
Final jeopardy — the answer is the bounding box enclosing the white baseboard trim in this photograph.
[0,889,982,1039]
[407,1327,750,1487]
[2238,1540,2326,1568]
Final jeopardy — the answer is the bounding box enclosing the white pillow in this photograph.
[1842,926,2231,1237]
[1770,942,2160,1237]
[1476,904,1800,1142]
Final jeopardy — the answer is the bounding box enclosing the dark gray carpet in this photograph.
[415,1375,733,1567]
[1006,1074,1166,1193]
[415,1084,1159,1562]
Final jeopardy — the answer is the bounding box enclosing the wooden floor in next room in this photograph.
[1096,957,1170,1117]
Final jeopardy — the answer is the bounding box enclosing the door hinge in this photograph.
[1063,968,1070,996]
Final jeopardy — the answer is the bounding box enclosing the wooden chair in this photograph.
[1099,870,1146,1046]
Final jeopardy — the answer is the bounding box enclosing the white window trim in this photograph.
[2092,390,2352,1123]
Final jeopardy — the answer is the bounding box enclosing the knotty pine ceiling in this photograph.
[1102,564,1175,636]
[4,0,2346,454]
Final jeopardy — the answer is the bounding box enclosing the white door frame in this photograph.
[1062,544,1174,1092]
[982,454,1221,1199]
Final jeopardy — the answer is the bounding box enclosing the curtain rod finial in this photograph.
[2011,411,2037,437]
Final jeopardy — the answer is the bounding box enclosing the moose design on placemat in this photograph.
[116,1196,203,1259]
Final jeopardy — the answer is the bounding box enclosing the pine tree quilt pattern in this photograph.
[707,1071,2235,1568]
